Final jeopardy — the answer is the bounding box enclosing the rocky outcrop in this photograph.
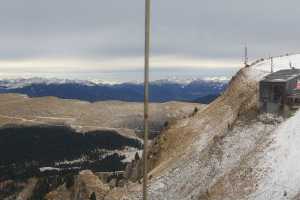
[124,153,143,182]
[46,170,110,200]
[16,178,38,200]
[73,170,110,200]
[45,184,72,200]
[0,178,38,200]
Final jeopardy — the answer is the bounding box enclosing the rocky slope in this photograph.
[46,170,111,200]
[122,54,300,200]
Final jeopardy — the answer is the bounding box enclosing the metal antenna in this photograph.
[289,61,293,69]
[143,0,151,199]
[244,45,248,66]
[271,57,274,73]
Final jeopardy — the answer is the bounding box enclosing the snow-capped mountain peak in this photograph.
[0,77,96,89]
[0,76,230,89]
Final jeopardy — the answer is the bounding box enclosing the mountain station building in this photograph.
[259,69,300,113]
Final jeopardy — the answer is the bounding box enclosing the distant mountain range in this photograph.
[0,77,228,103]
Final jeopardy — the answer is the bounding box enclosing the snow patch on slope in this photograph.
[250,110,300,200]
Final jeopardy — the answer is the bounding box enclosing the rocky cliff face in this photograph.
[46,170,110,200]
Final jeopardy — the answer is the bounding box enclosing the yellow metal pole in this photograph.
[143,0,151,199]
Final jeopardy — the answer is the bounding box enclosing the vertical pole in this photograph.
[289,61,293,69]
[244,45,248,66]
[143,0,151,199]
[271,57,273,73]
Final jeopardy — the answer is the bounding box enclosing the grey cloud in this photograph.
[0,0,300,63]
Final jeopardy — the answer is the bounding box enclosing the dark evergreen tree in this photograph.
[90,192,97,200]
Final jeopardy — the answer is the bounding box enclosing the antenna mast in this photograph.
[271,57,274,73]
[244,45,248,66]
[289,61,293,69]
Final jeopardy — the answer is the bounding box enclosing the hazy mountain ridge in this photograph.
[0,77,228,103]
[0,76,229,88]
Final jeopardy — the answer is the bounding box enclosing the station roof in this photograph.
[261,69,300,83]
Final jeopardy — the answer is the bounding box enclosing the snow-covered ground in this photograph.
[250,110,300,200]
[252,53,300,73]
[147,116,280,200]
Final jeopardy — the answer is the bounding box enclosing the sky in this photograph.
[0,0,300,73]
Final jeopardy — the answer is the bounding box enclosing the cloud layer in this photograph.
[0,0,299,71]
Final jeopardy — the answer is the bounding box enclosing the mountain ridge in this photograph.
[0,77,228,103]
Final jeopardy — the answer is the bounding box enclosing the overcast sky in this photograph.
[0,0,300,72]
